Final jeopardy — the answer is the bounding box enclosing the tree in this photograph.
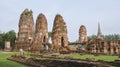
[88,34,97,40]
[104,34,120,40]
[88,34,120,40]
[0,36,3,49]
[48,32,52,37]
[4,30,16,49]
[0,32,5,49]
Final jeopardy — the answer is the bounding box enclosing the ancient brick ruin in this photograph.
[87,40,120,55]
[31,13,49,51]
[14,9,34,51]
[14,9,69,52]
[51,14,68,51]
[14,9,120,55]
[79,25,88,43]
[86,23,120,55]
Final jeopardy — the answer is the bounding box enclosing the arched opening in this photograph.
[61,37,64,47]
[43,36,46,48]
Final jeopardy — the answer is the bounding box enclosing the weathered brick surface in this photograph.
[52,14,68,51]
[31,13,48,51]
[79,25,87,43]
[15,9,34,51]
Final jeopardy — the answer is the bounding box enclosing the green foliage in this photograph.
[4,30,16,49]
[25,10,33,15]
[59,54,120,61]
[88,34,97,40]
[88,34,120,40]
[72,54,119,61]
[0,30,16,50]
[104,34,120,40]
[0,33,5,49]
[48,32,52,37]
[0,36,4,49]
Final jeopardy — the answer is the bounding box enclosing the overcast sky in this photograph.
[0,0,120,41]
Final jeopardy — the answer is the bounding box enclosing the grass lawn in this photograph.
[0,51,119,67]
[0,51,28,67]
[59,53,120,61]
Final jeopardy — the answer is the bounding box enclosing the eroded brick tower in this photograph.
[52,14,68,51]
[79,25,87,43]
[15,9,34,51]
[31,13,48,51]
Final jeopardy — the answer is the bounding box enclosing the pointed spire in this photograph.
[97,22,102,36]
[97,22,103,40]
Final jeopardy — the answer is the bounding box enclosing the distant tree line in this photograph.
[88,34,120,40]
[0,30,16,50]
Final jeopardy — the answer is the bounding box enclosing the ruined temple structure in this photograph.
[31,13,49,51]
[14,9,34,51]
[14,9,120,54]
[79,25,88,43]
[52,14,68,51]
[87,40,120,55]
[86,23,120,55]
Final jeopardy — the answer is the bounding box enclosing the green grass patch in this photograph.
[1,51,119,67]
[0,51,28,67]
[59,53,120,61]
[73,54,120,61]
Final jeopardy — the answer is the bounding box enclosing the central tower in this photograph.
[52,14,68,51]
[31,13,48,51]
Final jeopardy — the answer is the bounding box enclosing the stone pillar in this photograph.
[103,47,107,54]
[115,41,119,54]
[103,42,107,54]
[118,47,120,54]
[110,41,114,55]
[115,47,119,54]
[20,49,24,56]
[5,41,11,50]
[91,48,94,53]
[97,42,101,53]
[91,44,94,53]
[93,44,96,53]
[93,48,96,53]
[110,48,114,55]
